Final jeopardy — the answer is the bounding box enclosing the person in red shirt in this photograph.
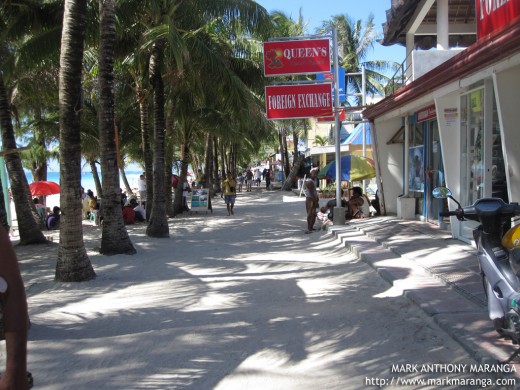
[122,201,135,224]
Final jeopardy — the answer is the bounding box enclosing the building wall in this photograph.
[370,54,520,241]
[413,49,465,80]
[372,116,405,214]
[494,64,520,202]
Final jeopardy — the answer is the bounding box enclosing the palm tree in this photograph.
[0,0,61,244]
[314,135,329,146]
[318,14,396,103]
[55,0,96,282]
[98,0,136,254]
[0,69,47,245]
[145,41,169,238]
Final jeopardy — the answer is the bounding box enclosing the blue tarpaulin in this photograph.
[341,123,371,145]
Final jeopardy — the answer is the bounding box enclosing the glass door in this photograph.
[426,120,444,223]
[460,88,484,239]
[459,82,507,240]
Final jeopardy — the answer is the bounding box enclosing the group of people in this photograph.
[304,168,373,234]
[122,197,146,225]
[236,168,273,192]
[80,179,149,226]
[33,198,60,230]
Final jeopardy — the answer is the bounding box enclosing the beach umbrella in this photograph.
[317,155,376,182]
[29,181,60,196]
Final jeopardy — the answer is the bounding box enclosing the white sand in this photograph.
[5,189,480,389]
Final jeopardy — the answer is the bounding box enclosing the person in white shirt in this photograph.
[137,174,146,205]
[130,198,146,222]
[254,169,262,186]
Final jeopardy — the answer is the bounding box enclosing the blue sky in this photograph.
[256,0,405,64]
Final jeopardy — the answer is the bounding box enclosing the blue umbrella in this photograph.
[317,155,376,182]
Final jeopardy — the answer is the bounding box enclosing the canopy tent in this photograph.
[317,155,376,182]
[341,122,371,145]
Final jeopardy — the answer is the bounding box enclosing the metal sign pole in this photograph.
[332,28,345,225]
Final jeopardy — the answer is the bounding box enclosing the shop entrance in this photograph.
[460,81,507,240]
[426,120,445,224]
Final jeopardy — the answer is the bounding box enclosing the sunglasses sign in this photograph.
[263,39,331,76]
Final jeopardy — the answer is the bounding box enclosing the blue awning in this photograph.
[341,123,371,145]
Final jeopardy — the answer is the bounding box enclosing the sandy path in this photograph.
[8,189,482,389]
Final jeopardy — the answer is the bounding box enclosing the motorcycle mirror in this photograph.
[432,187,452,199]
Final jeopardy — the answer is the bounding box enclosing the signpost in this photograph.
[477,0,520,38]
[263,38,331,76]
[265,83,333,120]
[263,30,344,224]
[316,67,346,102]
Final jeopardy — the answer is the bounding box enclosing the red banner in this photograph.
[265,84,333,120]
[317,108,346,122]
[263,39,331,76]
[477,0,520,38]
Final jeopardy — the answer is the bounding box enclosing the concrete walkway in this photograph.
[326,216,520,370]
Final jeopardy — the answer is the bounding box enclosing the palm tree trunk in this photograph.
[136,81,153,220]
[55,0,95,281]
[212,136,219,192]
[282,155,305,191]
[89,158,102,197]
[99,0,135,255]
[119,166,133,196]
[283,132,290,176]
[219,138,226,176]
[203,133,213,195]
[165,111,174,217]
[146,42,169,238]
[0,176,9,232]
[173,127,195,215]
[292,129,299,158]
[0,71,46,245]
[32,111,48,182]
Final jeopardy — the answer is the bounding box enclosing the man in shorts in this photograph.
[304,168,319,233]
[223,171,237,216]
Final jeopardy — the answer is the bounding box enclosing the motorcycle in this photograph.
[433,187,520,362]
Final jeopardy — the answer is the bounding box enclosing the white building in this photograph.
[364,0,520,243]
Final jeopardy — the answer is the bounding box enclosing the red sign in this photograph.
[317,108,346,122]
[417,105,436,122]
[263,39,331,76]
[265,84,333,120]
[477,0,520,38]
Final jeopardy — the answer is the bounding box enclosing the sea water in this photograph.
[25,170,144,197]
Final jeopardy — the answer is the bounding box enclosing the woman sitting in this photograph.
[45,206,61,230]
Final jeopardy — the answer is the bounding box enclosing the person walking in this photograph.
[222,171,237,216]
[304,168,319,234]
[265,169,272,190]
[254,169,262,187]
[245,169,253,192]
